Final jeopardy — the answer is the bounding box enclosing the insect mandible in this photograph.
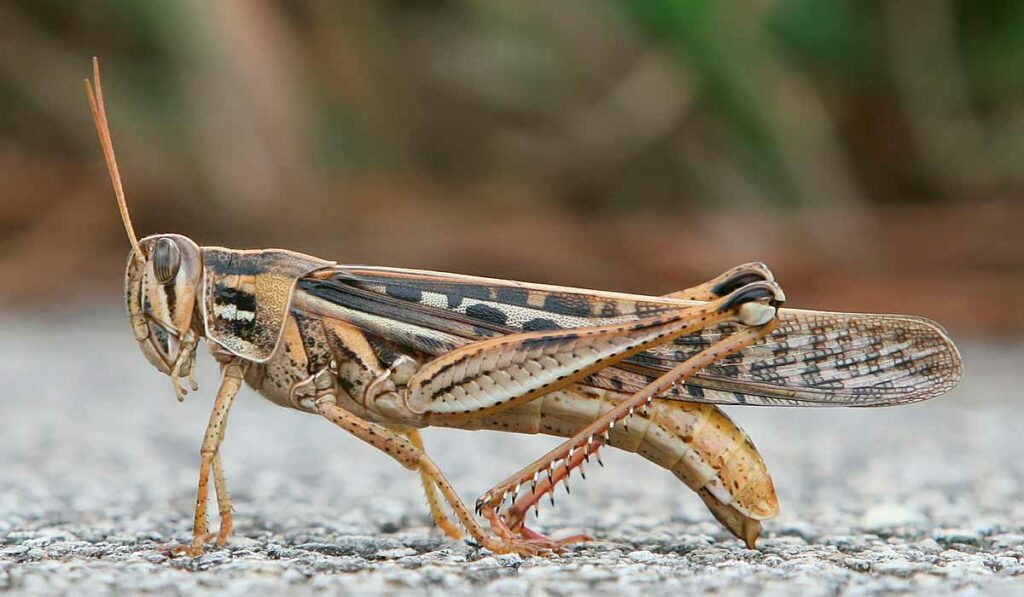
[84,59,962,556]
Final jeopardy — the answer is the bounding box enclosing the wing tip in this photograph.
[781,307,964,404]
[903,314,964,403]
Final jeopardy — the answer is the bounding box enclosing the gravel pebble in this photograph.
[1,313,1023,594]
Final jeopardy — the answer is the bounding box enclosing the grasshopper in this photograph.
[84,59,962,556]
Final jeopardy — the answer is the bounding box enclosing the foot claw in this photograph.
[517,525,591,552]
[491,537,554,557]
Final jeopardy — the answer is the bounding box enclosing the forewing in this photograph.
[591,309,962,407]
[295,266,962,407]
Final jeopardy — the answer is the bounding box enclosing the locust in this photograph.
[84,59,962,556]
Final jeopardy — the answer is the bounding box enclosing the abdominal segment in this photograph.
[447,385,779,545]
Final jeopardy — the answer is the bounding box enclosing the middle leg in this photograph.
[312,371,551,555]
[393,428,464,540]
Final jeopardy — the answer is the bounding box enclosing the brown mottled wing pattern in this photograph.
[295,266,962,407]
[601,311,961,406]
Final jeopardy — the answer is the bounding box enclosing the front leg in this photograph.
[211,452,233,546]
[177,360,244,556]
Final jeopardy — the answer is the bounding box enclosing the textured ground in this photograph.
[1,309,1023,595]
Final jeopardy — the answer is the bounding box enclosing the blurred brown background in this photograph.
[1,0,1022,335]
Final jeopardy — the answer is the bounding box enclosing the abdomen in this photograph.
[445,386,779,544]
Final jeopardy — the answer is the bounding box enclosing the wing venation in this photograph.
[295,266,962,407]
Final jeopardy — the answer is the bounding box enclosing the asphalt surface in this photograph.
[1,309,1023,595]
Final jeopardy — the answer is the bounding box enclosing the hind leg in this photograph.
[664,262,776,301]
[474,281,784,550]
[485,321,777,547]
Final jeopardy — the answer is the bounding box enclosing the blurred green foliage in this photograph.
[1,1,1022,331]
[3,0,1024,223]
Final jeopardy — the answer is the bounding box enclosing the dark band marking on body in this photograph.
[214,285,258,314]
[543,294,591,318]
[523,318,561,332]
[466,304,510,326]
[385,283,424,303]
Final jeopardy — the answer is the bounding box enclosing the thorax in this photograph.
[207,311,425,426]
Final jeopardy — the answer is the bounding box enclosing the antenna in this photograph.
[84,57,144,261]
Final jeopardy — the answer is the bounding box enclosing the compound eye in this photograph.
[153,238,181,285]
